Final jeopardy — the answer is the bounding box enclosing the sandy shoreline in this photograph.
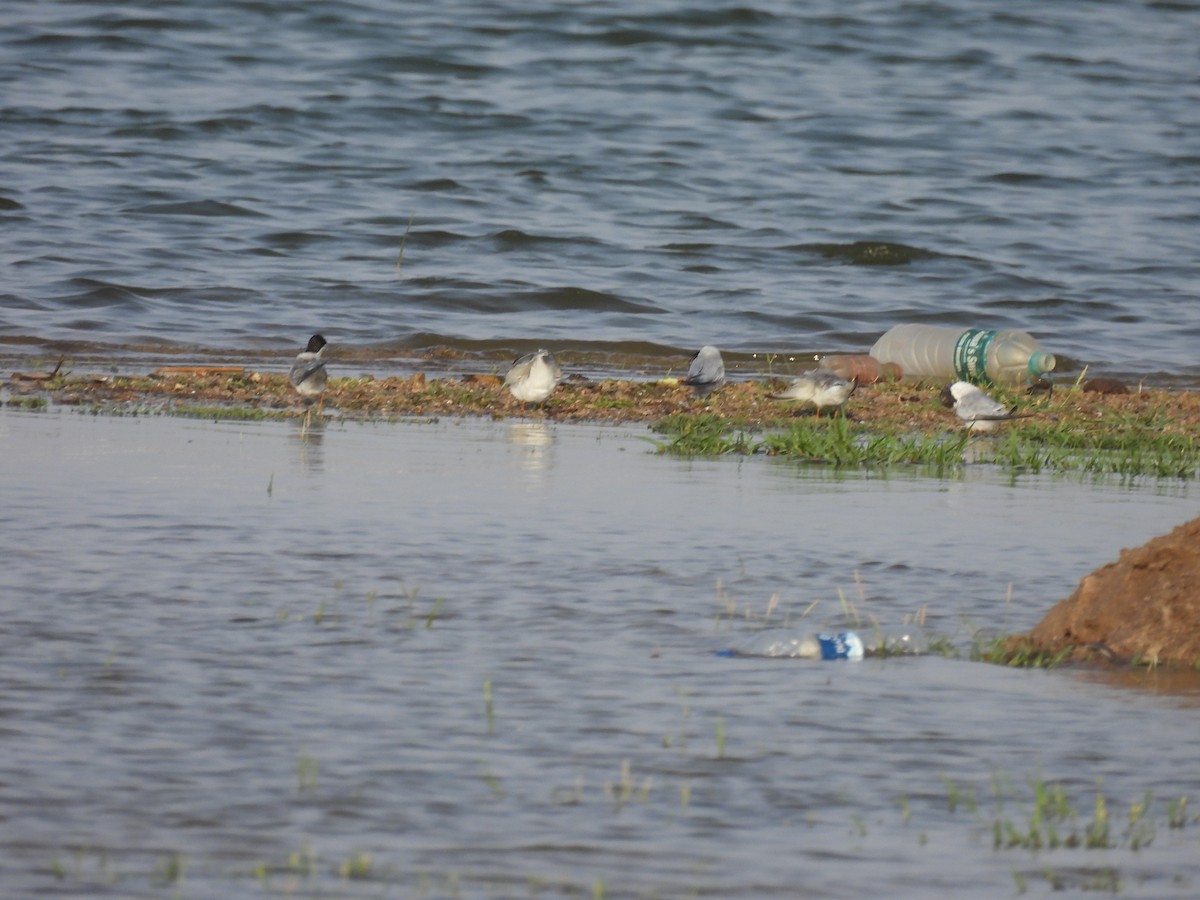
[7,359,1200,442]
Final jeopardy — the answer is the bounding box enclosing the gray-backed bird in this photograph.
[504,348,563,410]
[289,333,328,416]
[681,345,726,398]
[941,381,1029,432]
[769,368,857,414]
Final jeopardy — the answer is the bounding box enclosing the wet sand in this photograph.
[7,361,1200,439]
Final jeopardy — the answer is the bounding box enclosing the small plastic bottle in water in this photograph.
[817,354,902,384]
[717,629,864,660]
[861,628,929,656]
[869,324,1055,386]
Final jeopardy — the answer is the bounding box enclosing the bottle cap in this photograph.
[1028,351,1056,376]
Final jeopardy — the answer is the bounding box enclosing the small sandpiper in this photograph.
[289,333,328,417]
[681,345,726,398]
[941,381,1029,433]
[768,368,857,414]
[504,348,563,410]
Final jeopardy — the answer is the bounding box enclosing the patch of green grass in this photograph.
[923,773,1192,863]
[297,750,319,793]
[850,812,868,837]
[480,766,505,799]
[974,629,1200,670]
[484,676,495,734]
[973,635,1074,668]
[171,404,282,421]
[942,776,978,814]
[7,395,48,410]
[603,758,652,810]
[586,394,639,411]
[340,851,373,880]
[766,416,970,471]
[650,413,757,456]
[989,778,1119,852]
[654,414,972,471]
[651,409,1199,480]
[1168,795,1189,828]
[46,847,115,886]
[155,851,186,886]
[288,842,317,877]
[422,379,496,407]
[986,423,1200,480]
[424,595,444,628]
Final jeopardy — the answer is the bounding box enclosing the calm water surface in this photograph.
[2,1,1199,384]
[2,410,1199,897]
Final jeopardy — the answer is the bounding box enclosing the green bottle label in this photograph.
[953,328,996,384]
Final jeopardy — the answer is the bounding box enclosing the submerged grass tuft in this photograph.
[154,851,186,886]
[986,421,1200,480]
[652,413,974,471]
[987,777,1126,852]
[173,405,280,422]
[7,395,49,410]
[652,406,1199,481]
[764,416,970,472]
[339,852,373,880]
[650,413,756,456]
[297,750,319,793]
[973,635,1075,669]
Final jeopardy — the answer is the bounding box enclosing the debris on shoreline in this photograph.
[5,364,1200,438]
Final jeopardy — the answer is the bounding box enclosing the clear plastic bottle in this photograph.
[861,628,929,657]
[717,629,864,660]
[869,324,1055,386]
[818,354,902,384]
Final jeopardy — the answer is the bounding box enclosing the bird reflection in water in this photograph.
[289,414,326,472]
[507,421,556,475]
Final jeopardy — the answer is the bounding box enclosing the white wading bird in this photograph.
[941,381,1031,433]
[504,348,563,410]
[769,368,857,415]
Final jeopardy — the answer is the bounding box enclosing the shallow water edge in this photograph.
[1,410,1198,898]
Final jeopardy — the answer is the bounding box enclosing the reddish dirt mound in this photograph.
[1018,516,1200,666]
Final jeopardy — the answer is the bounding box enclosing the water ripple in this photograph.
[1,0,1197,388]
